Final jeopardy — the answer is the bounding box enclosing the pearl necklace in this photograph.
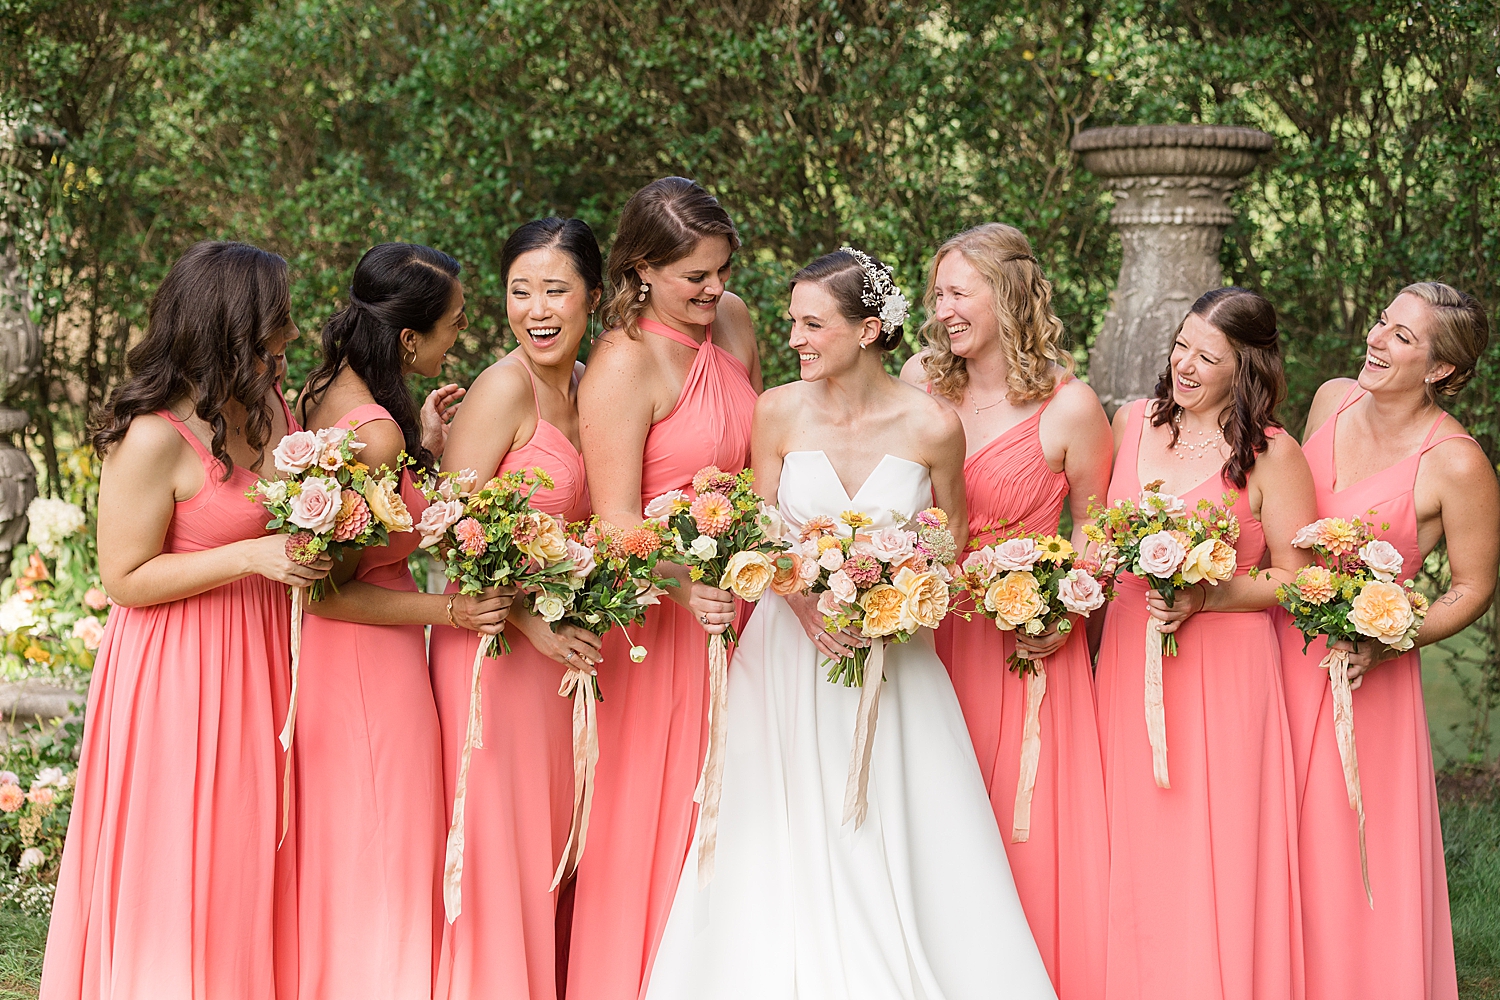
[1172,412,1223,460]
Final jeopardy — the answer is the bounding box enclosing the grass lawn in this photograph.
[0,906,45,1000]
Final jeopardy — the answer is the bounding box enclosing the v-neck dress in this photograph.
[1278,384,1460,1000]
[1094,399,1304,1000]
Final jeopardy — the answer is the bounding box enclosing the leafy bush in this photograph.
[0,719,81,885]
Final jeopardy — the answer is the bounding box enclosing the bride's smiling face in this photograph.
[788,281,865,382]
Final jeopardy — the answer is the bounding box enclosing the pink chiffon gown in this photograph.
[429,361,593,1000]
[287,403,443,999]
[41,405,298,1000]
[1279,385,1459,1000]
[932,386,1109,1000]
[1094,399,1303,1000]
[566,318,757,1000]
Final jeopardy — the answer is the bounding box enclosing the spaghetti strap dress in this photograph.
[430,361,592,1000]
[1094,399,1304,1000]
[287,402,442,999]
[932,382,1109,1000]
[1279,385,1459,1000]
[566,318,757,1000]
[41,402,299,1000]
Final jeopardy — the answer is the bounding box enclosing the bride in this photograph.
[643,249,1057,999]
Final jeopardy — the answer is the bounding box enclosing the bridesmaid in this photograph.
[901,223,1113,1000]
[1094,287,1316,1000]
[42,242,331,999]
[292,243,513,998]
[1283,283,1496,1000]
[428,218,604,1000]
[568,176,762,1000]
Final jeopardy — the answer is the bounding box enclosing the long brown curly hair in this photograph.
[919,223,1072,404]
[92,241,290,478]
[1150,286,1285,489]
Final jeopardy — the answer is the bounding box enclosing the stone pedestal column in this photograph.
[1071,125,1273,415]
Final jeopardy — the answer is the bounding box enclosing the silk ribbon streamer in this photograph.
[842,638,887,828]
[694,632,730,888]
[1012,661,1048,843]
[277,586,305,848]
[1144,615,1170,789]
[1322,645,1372,908]
[550,665,600,891]
[443,632,493,923]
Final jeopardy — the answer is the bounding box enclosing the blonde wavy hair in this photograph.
[1397,281,1490,402]
[919,223,1072,404]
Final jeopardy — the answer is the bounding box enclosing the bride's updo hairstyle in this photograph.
[604,176,740,338]
[919,223,1072,404]
[1398,281,1489,402]
[789,248,904,350]
[302,242,460,471]
[1150,286,1285,490]
[92,240,290,478]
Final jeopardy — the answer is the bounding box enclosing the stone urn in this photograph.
[1071,125,1274,415]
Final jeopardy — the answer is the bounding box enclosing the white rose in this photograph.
[645,489,689,518]
[33,767,64,788]
[1358,539,1404,583]
[688,535,718,561]
[1290,521,1323,549]
[1056,568,1106,615]
[416,500,465,549]
[1139,490,1187,516]
[26,497,87,558]
[255,479,289,504]
[17,847,44,872]
[1137,531,1187,578]
[757,502,787,542]
[629,645,648,662]
[534,593,567,623]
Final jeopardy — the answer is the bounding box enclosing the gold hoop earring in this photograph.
[403,347,417,368]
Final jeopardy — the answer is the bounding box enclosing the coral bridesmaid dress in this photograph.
[1094,399,1303,1000]
[1279,385,1459,1000]
[429,363,592,1000]
[932,386,1109,1000]
[288,403,443,999]
[566,318,757,1000]
[41,405,299,1000]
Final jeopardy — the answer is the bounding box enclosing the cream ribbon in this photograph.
[1012,662,1047,843]
[1144,615,1170,789]
[443,632,493,923]
[693,632,730,888]
[1323,645,1372,907]
[550,665,600,891]
[277,585,305,848]
[842,638,887,828]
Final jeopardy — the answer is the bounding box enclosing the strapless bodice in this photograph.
[777,451,935,531]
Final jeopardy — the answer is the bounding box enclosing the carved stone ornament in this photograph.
[1071,125,1274,415]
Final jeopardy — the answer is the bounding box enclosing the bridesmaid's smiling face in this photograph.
[401,280,467,378]
[930,252,1000,362]
[1359,292,1456,397]
[1168,313,1236,415]
[638,236,734,332]
[787,280,864,382]
[506,247,598,369]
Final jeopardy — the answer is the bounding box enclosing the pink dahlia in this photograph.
[455,518,488,557]
[331,492,372,543]
[843,553,882,588]
[692,466,737,495]
[690,492,735,536]
[285,532,320,566]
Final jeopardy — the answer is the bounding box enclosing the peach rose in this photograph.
[817,588,849,619]
[1136,531,1186,578]
[0,783,22,813]
[1294,565,1336,604]
[644,489,689,519]
[83,587,110,611]
[720,550,775,601]
[828,568,858,605]
[893,566,948,630]
[984,571,1046,630]
[70,615,106,650]
[859,583,906,637]
[417,500,464,548]
[272,430,321,475]
[516,512,568,565]
[288,477,341,533]
[26,785,54,807]
[363,476,413,534]
[771,551,807,596]
[1290,521,1322,549]
[1350,580,1416,648]
[565,539,597,580]
[1181,538,1237,585]
[961,546,1005,584]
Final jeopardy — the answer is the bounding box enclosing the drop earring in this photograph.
[637,282,650,303]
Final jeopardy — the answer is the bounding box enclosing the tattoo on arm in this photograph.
[1437,588,1465,607]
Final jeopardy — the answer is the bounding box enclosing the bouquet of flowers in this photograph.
[414,466,578,921]
[250,426,413,843]
[525,515,677,888]
[956,533,1113,842]
[1276,514,1426,906]
[646,465,782,887]
[1089,481,1239,788]
[774,506,957,829]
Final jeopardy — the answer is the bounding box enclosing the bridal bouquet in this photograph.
[1276,514,1427,906]
[956,533,1113,842]
[249,426,413,844]
[415,466,577,922]
[647,465,781,887]
[1089,481,1239,788]
[777,506,957,828]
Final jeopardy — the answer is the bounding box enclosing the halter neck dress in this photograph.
[1278,384,1461,1000]
[932,380,1109,1000]
[430,359,591,1000]
[567,317,757,1000]
[42,399,300,1000]
[1094,399,1303,1000]
[287,402,442,1000]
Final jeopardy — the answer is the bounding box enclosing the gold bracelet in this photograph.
[446,593,459,628]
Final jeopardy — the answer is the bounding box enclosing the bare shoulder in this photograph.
[714,292,754,343]
[897,377,963,450]
[580,329,651,390]
[350,417,407,470]
[1427,421,1498,490]
[1304,378,1358,437]
[467,355,534,411]
[898,351,930,387]
[1048,376,1105,424]
[111,412,190,468]
[1257,427,1310,470]
[753,380,808,427]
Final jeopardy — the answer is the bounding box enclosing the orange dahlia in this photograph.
[690,492,734,536]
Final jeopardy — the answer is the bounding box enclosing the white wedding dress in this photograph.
[643,451,1057,1000]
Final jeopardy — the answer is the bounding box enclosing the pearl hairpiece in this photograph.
[839,246,909,333]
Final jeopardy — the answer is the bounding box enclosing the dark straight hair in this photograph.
[1151,285,1285,489]
[501,217,605,294]
[92,240,290,478]
[302,243,460,471]
[790,249,904,350]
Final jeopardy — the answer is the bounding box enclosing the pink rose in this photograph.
[818,545,846,571]
[828,569,858,604]
[0,783,21,812]
[70,615,106,650]
[26,785,54,807]
[644,489,689,518]
[816,589,847,618]
[1358,539,1404,583]
[287,477,342,533]
[961,546,1004,583]
[1137,531,1187,578]
[566,539,597,579]
[272,431,321,475]
[416,500,465,548]
[83,587,110,611]
[1290,521,1323,549]
[864,526,916,564]
[993,536,1042,572]
[1056,568,1106,614]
